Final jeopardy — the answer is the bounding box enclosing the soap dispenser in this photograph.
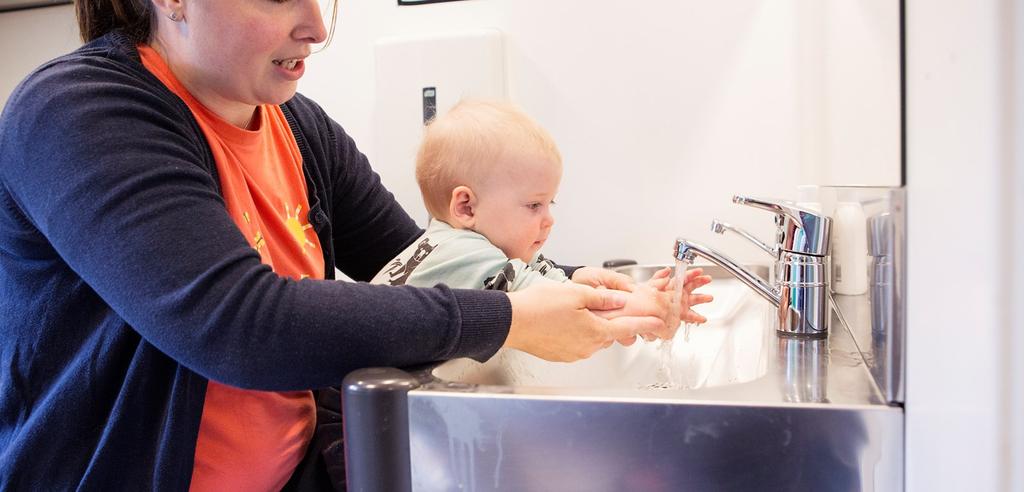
[831,191,868,295]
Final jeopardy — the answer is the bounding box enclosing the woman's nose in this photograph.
[295,0,329,44]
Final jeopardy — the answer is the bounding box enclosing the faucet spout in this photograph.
[674,238,780,307]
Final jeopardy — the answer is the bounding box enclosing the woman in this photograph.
[0,0,686,490]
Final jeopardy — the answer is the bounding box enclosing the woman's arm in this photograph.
[0,58,507,391]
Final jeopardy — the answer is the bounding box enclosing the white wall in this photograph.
[0,2,899,266]
[905,0,1024,491]
[797,0,902,186]
[1010,3,1024,488]
[299,0,900,267]
[0,4,80,109]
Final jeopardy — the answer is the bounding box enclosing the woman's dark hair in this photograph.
[75,0,152,43]
[75,0,339,46]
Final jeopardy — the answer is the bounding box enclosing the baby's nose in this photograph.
[543,212,555,228]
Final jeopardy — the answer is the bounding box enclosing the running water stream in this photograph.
[643,257,695,390]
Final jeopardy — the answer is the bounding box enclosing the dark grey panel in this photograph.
[409,394,902,491]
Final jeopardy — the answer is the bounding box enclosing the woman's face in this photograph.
[157,0,328,124]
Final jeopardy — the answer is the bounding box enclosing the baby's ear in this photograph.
[448,185,477,228]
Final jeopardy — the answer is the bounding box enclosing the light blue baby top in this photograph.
[370,220,568,291]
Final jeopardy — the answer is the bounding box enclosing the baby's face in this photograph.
[471,151,561,263]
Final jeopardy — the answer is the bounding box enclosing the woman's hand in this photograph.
[564,265,713,343]
[504,283,665,362]
[569,266,660,345]
[569,266,644,346]
[592,283,678,338]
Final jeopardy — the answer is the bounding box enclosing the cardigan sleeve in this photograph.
[0,54,509,391]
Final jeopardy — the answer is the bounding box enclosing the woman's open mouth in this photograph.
[273,58,302,70]
[272,58,306,79]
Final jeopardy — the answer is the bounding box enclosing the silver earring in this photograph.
[168,11,181,22]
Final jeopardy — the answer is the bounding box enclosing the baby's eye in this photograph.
[526,202,543,211]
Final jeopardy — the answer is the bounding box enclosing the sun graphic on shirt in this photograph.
[284,203,316,255]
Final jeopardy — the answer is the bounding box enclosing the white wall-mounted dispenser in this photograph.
[372,29,507,227]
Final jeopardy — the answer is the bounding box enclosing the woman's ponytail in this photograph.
[75,0,152,43]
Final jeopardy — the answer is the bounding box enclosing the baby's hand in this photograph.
[594,283,677,341]
[590,267,714,344]
[602,267,714,343]
[664,267,714,325]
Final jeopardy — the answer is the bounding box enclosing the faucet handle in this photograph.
[732,195,831,257]
[732,195,814,227]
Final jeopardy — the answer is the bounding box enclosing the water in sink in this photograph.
[644,258,692,390]
[674,256,691,343]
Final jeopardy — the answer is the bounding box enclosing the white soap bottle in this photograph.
[832,200,869,295]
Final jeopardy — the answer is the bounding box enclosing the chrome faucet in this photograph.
[675,195,833,337]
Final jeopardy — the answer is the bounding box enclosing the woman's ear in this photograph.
[152,0,186,22]
[448,185,477,229]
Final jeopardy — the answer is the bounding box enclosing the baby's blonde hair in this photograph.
[416,99,562,219]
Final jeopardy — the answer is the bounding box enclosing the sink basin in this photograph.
[433,263,773,391]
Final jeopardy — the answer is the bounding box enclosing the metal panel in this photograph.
[826,187,906,404]
[409,393,903,491]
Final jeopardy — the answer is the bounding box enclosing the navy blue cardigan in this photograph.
[0,31,511,490]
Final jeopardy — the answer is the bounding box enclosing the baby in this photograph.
[371,99,709,337]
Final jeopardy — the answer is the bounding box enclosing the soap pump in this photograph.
[831,191,868,295]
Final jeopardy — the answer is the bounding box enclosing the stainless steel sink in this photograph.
[342,262,904,491]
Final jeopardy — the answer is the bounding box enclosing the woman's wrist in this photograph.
[450,288,512,361]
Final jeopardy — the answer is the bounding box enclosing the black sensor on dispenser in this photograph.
[422,87,437,125]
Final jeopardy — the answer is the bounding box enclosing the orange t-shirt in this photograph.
[138,45,324,491]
